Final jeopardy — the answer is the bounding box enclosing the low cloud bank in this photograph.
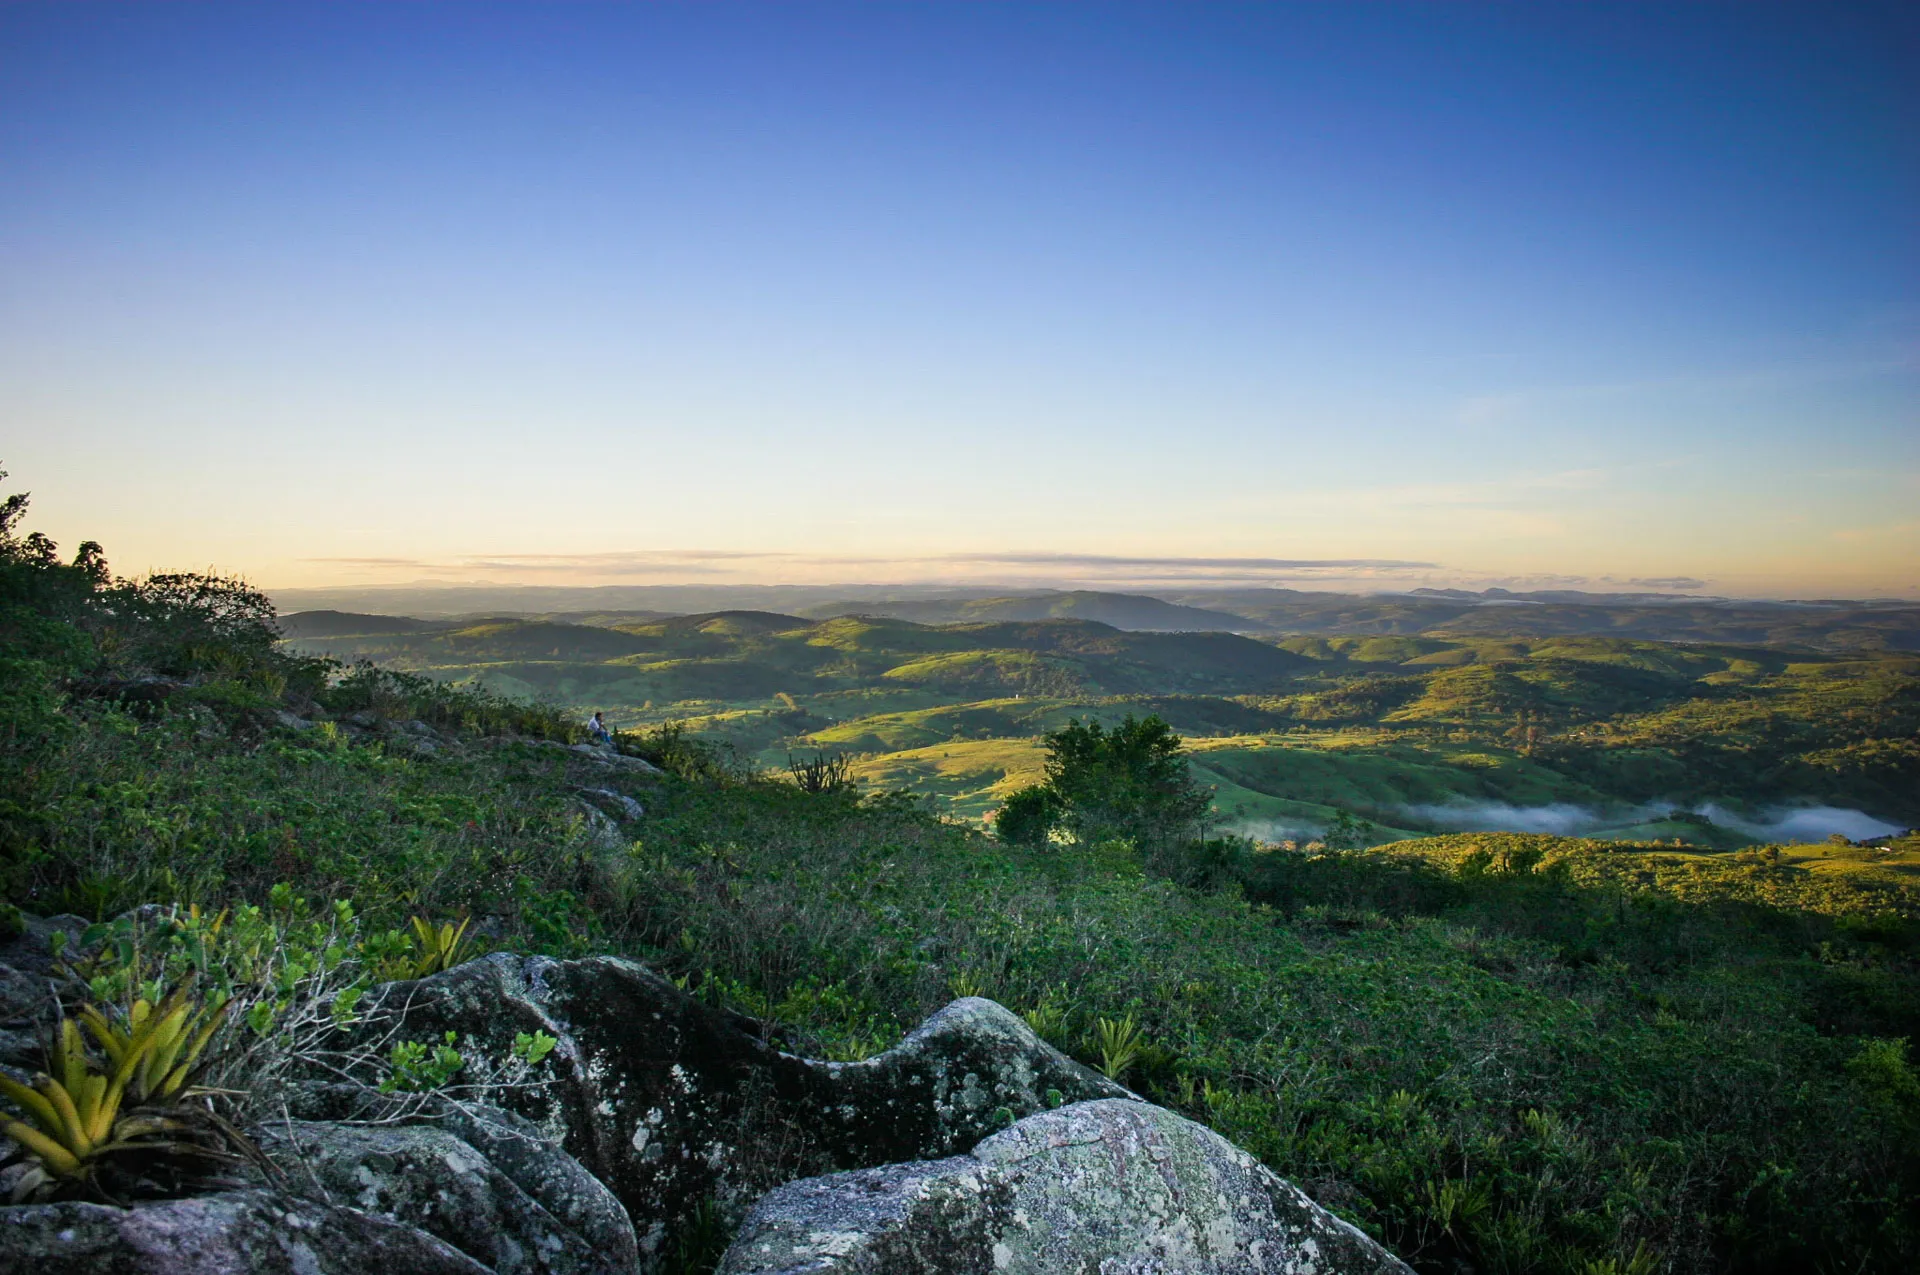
[1400,801,1905,843]
[1695,804,1905,843]
[1402,802,1613,837]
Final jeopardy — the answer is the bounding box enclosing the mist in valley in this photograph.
[1397,801,1904,844]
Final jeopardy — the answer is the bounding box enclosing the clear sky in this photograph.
[3,2,1914,598]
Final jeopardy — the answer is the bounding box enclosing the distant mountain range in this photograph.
[272,585,1920,652]
[793,590,1257,632]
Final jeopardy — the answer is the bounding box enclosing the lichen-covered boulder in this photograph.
[974,1100,1411,1274]
[347,953,811,1262]
[260,1117,635,1274]
[0,912,85,1073]
[718,1099,1413,1275]
[0,1189,492,1274]
[815,998,1133,1164]
[353,958,1124,1264]
[717,1157,1012,1275]
[438,1103,641,1266]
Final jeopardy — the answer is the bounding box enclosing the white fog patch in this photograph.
[1399,802,1630,836]
[1224,804,1905,847]
[1696,804,1903,844]
[1400,801,1903,843]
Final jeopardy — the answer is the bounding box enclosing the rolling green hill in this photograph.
[274,585,1920,652]
[275,609,1920,838]
[8,484,1920,1275]
[795,589,1256,632]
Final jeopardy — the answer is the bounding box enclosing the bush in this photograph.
[320,662,572,739]
[1037,714,1211,850]
[993,785,1059,848]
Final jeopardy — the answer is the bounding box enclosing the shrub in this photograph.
[1042,714,1212,849]
[993,785,1059,848]
[786,751,853,795]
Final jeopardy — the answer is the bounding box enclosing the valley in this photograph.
[280,596,1920,844]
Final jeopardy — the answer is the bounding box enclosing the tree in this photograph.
[1036,714,1211,850]
[993,785,1060,848]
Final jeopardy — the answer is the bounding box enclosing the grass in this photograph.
[9,688,1919,1273]
[844,737,1048,821]
[282,613,1920,837]
[6,498,1916,1273]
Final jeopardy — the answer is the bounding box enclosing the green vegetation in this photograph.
[994,714,1211,853]
[279,606,1918,842]
[0,982,233,1201]
[4,472,1918,1270]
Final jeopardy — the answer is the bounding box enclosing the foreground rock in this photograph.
[719,1098,1413,1275]
[344,957,1128,1261]
[260,1114,636,1274]
[2,922,1411,1274]
[0,1190,495,1274]
[0,911,85,1073]
[0,1109,636,1275]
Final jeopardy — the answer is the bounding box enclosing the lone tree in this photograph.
[996,713,1211,851]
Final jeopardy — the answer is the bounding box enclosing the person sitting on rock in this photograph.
[587,711,615,748]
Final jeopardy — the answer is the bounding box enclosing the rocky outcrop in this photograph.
[258,1116,635,1274]
[719,1099,1412,1275]
[0,1189,496,1274]
[716,1156,1011,1275]
[0,1108,636,1275]
[437,1104,640,1265]
[0,911,82,1073]
[813,996,1132,1163]
[345,957,1128,1261]
[527,739,665,775]
[577,787,645,821]
[2,918,1411,1275]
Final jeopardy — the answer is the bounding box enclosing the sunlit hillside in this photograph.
[281,609,1919,843]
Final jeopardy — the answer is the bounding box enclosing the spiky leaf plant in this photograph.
[1090,1013,1145,1082]
[0,984,235,1202]
[405,915,473,979]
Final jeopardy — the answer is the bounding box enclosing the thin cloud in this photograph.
[938,553,1438,570]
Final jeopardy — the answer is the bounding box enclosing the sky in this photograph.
[2,1,1915,599]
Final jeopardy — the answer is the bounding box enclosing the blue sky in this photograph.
[3,2,1914,596]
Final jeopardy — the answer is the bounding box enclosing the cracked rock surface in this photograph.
[0,1189,496,1274]
[719,1099,1413,1275]
[260,1116,635,1275]
[2,930,1412,1275]
[346,958,1127,1262]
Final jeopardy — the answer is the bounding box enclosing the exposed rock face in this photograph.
[577,787,645,821]
[0,1108,636,1275]
[437,1104,641,1266]
[2,922,1412,1275]
[0,1190,493,1274]
[716,1156,1012,1275]
[259,1115,636,1274]
[562,742,665,775]
[719,1099,1413,1275]
[0,911,83,1073]
[350,958,1127,1262]
[573,801,628,850]
[810,996,1136,1160]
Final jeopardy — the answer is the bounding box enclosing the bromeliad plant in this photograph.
[78,984,231,1105]
[0,983,235,1202]
[403,914,474,979]
[363,914,475,981]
